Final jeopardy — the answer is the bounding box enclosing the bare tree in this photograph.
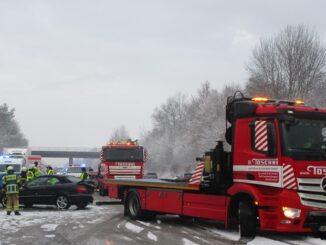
[246,25,326,100]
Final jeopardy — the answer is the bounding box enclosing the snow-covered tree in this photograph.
[142,82,241,177]
[0,103,28,152]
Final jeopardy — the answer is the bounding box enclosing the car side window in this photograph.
[28,178,48,187]
[46,177,60,185]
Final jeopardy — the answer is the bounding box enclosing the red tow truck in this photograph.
[97,139,146,196]
[105,93,326,238]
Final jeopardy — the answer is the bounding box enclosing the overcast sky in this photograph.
[1,0,326,148]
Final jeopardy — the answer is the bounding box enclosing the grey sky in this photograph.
[1,0,326,147]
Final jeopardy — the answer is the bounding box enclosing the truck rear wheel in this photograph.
[126,191,143,220]
[238,200,257,238]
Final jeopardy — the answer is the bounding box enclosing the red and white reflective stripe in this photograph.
[101,165,109,174]
[255,121,268,151]
[189,162,204,185]
[283,164,297,190]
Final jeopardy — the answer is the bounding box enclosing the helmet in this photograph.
[81,167,86,171]
[21,167,27,172]
[7,166,14,171]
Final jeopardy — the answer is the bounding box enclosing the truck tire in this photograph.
[318,232,326,240]
[126,191,143,220]
[238,200,257,238]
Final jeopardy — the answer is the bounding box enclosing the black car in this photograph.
[1,175,94,209]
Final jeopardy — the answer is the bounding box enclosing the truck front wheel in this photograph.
[126,191,143,220]
[238,200,257,238]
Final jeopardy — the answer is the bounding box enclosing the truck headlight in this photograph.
[282,207,301,219]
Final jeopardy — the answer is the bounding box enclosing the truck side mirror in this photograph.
[267,123,277,157]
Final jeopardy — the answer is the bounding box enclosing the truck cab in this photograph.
[98,140,146,195]
[226,95,326,235]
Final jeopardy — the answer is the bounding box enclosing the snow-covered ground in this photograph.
[0,203,325,245]
[209,227,325,245]
[0,204,119,245]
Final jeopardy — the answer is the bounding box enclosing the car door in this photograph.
[20,177,49,204]
[37,177,64,204]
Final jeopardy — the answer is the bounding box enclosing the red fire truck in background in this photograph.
[104,92,326,238]
[97,139,146,196]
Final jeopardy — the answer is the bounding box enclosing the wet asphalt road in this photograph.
[0,193,324,245]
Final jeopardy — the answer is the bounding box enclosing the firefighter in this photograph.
[80,167,89,181]
[27,166,35,182]
[2,166,20,215]
[46,165,54,175]
[20,167,28,186]
[33,161,42,177]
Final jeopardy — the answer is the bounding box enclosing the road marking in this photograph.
[147,231,158,241]
[125,222,144,233]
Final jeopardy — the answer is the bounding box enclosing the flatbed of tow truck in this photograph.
[103,178,200,191]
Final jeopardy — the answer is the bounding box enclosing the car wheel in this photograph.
[1,195,6,208]
[76,202,88,209]
[56,195,71,209]
[238,200,257,238]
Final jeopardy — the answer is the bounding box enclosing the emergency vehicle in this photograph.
[0,148,26,188]
[0,157,21,188]
[2,148,27,165]
[24,155,42,168]
[98,139,146,196]
[104,92,326,238]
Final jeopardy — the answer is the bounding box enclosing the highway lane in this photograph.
[0,193,324,245]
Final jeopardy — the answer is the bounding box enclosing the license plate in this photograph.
[319,226,326,232]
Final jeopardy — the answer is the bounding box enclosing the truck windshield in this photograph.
[281,118,326,160]
[102,148,143,162]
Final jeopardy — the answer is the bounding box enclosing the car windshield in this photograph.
[0,164,21,172]
[102,147,143,162]
[281,118,326,160]
[66,176,81,183]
